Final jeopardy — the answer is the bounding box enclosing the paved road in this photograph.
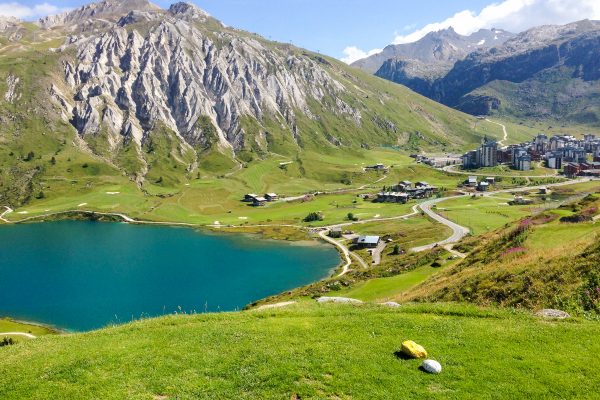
[410,177,596,252]
[371,241,387,265]
[441,164,564,178]
[410,195,471,252]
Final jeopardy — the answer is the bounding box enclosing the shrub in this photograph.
[578,272,600,314]
[0,337,15,347]
[23,151,35,161]
[560,215,592,223]
[303,212,323,222]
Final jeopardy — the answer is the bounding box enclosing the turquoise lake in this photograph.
[0,221,339,331]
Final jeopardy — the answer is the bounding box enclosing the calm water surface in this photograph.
[0,221,339,331]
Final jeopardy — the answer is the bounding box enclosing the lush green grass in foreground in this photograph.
[1,302,598,399]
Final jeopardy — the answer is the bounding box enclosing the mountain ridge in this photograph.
[352,27,514,75]
[356,20,600,124]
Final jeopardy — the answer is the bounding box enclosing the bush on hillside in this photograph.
[560,214,592,223]
[303,212,323,222]
[578,272,600,314]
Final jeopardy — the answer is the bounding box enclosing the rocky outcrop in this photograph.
[0,16,20,32]
[48,1,358,159]
[38,0,160,29]
[4,74,20,103]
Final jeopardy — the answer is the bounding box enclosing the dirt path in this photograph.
[486,118,508,146]
[350,252,369,269]
[0,332,36,339]
[0,206,13,223]
[324,204,420,230]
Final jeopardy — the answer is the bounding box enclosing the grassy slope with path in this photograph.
[405,192,600,310]
[0,318,57,343]
[1,302,598,399]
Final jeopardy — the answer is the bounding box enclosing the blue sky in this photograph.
[1,0,599,63]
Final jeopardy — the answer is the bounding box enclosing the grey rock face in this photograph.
[0,16,20,32]
[51,3,355,156]
[4,74,20,103]
[38,0,160,29]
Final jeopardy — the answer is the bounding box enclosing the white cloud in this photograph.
[0,2,70,20]
[340,46,382,64]
[393,0,600,44]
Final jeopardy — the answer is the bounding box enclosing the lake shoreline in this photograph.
[1,208,345,269]
[0,317,64,335]
[0,219,341,332]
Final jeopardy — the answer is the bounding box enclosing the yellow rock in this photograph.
[401,340,428,359]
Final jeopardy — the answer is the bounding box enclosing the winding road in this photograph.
[410,177,595,252]
[410,195,470,252]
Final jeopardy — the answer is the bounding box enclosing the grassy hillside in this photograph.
[469,67,600,127]
[1,302,599,399]
[406,194,600,313]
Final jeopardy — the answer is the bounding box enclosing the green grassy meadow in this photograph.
[0,318,56,343]
[435,196,535,235]
[1,302,598,399]
[336,265,447,302]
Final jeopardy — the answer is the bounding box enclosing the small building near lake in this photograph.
[252,196,267,207]
[244,193,259,202]
[477,181,489,192]
[265,193,279,202]
[354,235,381,249]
